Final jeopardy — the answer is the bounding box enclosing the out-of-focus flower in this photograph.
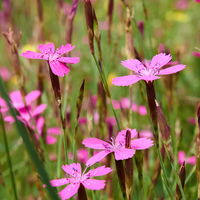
[176,0,189,10]
[187,117,196,125]
[0,67,11,81]
[112,53,186,86]
[195,0,200,3]
[138,130,153,138]
[112,98,147,116]
[35,116,62,145]
[99,21,109,30]
[21,43,80,77]
[50,163,112,200]
[82,129,153,166]
[0,90,46,124]
[178,151,196,165]
[192,51,200,58]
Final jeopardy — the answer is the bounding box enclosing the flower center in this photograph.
[137,66,159,77]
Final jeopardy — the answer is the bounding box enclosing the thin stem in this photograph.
[0,112,18,200]
[92,54,121,130]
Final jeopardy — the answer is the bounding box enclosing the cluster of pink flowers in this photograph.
[0,90,46,125]
[112,98,147,116]
[50,129,153,199]
[1,43,187,199]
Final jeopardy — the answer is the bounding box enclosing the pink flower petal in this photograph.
[4,115,15,123]
[115,129,137,145]
[32,104,47,116]
[192,51,200,57]
[49,60,70,77]
[47,127,61,135]
[10,91,24,108]
[38,43,55,53]
[131,138,154,150]
[121,59,145,73]
[141,75,160,82]
[46,135,57,144]
[112,75,141,86]
[0,97,6,107]
[25,90,41,105]
[138,105,147,115]
[186,156,196,165]
[86,151,111,167]
[56,44,75,55]
[112,100,120,109]
[0,67,11,81]
[114,148,135,160]
[50,178,71,187]
[85,166,112,178]
[82,138,110,150]
[62,163,81,177]
[120,98,131,109]
[36,116,45,135]
[178,151,186,164]
[149,53,172,69]
[58,57,80,64]
[77,149,89,163]
[139,130,153,138]
[21,51,47,60]
[59,183,80,200]
[82,179,106,190]
[158,64,186,75]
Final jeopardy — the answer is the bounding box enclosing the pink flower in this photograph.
[0,90,46,124]
[50,163,112,200]
[82,129,153,166]
[112,53,186,86]
[77,149,89,163]
[139,130,153,138]
[192,51,200,57]
[0,67,11,81]
[112,98,147,116]
[176,0,188,10]
[178,151,196,165]
[36,117,62,144]
[21,43,80,77]
[195,0,200,3]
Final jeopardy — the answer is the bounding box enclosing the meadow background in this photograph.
[0,0,200,199]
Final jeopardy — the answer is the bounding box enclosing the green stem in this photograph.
[0,113,18,200]
[92,54,121,130]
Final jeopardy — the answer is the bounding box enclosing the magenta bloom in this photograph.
[195,0,200,3]
[0,67,11,81]
[21,43,80,77]
[178,151,196,165]
[50,163,112,200]
[0,90,46,124]
[192,51,200,57]
[35,117,62,144]
[112,53,186,86]
[112,98,147,115]
[82,129,153,166]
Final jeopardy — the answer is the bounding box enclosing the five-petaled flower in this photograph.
[21,43,80,77]
[112,53,186,86]
[82,129,153,166]
[50,163,112,200]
